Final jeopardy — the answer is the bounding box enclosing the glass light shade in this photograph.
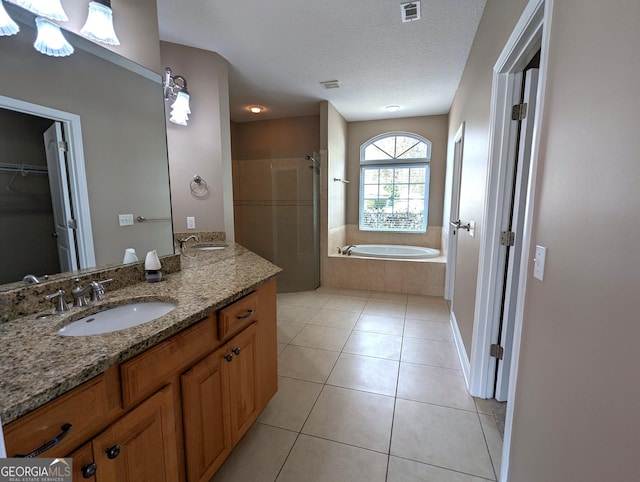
[80,1,119,46]
[34,16,73,57]
[0,0,19,36]
[169,92,191,125]
[9,0,68,21]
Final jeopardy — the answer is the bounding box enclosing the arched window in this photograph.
[359,132,431,232]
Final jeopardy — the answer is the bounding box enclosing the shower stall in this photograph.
[233,151,320,292]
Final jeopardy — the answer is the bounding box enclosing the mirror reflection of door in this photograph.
[0,109,78,283]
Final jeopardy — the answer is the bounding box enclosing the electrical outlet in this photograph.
[118,214,134,226]
[533,245,547,281]
[187,216,196,229]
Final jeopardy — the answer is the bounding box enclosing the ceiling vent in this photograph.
[320,80,341,89]
[401,1,421,22]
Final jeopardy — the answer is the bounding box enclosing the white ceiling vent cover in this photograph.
[401,2,421,22]
[320,80,341,89]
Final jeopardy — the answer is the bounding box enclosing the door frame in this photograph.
[444,122,465,301]
[464,0,553,478]
[0,95,96,269]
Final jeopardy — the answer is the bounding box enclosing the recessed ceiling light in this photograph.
[248,105,265,114]
[320,80,340,89]
[385,105,401,113]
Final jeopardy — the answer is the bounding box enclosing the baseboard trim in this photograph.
[450,310,471,389]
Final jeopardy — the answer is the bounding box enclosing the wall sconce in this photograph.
[0,0,19,36]
[80,0,119,46]
[163,67,191,126]
[34,16,73,57]
[8,0,68,21]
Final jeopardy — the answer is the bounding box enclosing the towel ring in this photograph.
[190,175,208,196]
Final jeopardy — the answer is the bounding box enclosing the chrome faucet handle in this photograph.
[45,289,69,313]
[71,278,91,307]
[89,278,113,302]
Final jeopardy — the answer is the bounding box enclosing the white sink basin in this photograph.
[57,301,176,337]
[193,244,227,251]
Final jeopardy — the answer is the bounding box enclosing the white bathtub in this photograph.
[347,244,440,260]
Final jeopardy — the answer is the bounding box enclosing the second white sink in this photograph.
[58,301,176,337]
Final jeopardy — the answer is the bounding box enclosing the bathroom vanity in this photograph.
[0,245,280,481]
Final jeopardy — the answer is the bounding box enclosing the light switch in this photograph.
[118,214,134,226]
[533,245,547,281]
[187,216,196,229]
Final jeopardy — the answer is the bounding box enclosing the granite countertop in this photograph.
[0,244,281,425]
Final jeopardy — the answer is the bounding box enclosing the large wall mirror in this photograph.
[0,6,174,289]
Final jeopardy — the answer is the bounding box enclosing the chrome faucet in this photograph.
[178,235,199,250]
[45,289,69,313]
[71,278,113,307]
[23,274,41,284]
[343,245,356,255]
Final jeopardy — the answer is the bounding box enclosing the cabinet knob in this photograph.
[232,347,241,356]
[224,354,233,362]
[81,463,97,478]
[105,444,120,459]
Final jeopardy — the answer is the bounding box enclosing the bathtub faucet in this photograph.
[343,245,356,256]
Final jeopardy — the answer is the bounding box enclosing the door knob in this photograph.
[450,219,471,231]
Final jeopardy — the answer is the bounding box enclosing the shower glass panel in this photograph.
[233,152,320,292]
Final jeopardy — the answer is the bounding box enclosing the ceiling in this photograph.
[156,0,487,123]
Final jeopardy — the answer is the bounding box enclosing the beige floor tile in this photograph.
[278,345,339,383]
[474,397,495,415]
[290,324,351,351]
[277,435,387,482]
[479,413,503,480]
[327,353,399,396]
[397,362,476,411]
[355,313,405,336]
[363,300,407,318]
[308,308,360,329]
[406,294,449,307]
[211,423,297,482]
[302,385,394,453]
[387,456,493,482]
[323,296,368,312]
[277,343,287,355]
[391,399,495,480]
[277,304,319,323]
[257,376,323,431]
[277,321,305,344]
[404,318,453,342]
[405,303,450,322]
[277,291,331,307]
[318,287,371,298]
[370,291,408,303]
[344,331,403,360]
[401,337,461,369]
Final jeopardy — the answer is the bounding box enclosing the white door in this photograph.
[44,122,78,272]
[445,123,465,300]
[494,68,539,401]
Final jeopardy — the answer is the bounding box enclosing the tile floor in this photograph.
[211,288,503,482]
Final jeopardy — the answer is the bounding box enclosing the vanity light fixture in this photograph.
[248,105,265,114]
[163,67,191,126]
[33,16,73,57]
[8,0,68,21]
[80,0,119,46]
[0,0,19,36]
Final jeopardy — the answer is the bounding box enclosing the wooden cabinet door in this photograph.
[181,346,232,482]
[69,442,96,481]
[92,385,179,482]
[227,323,260,445]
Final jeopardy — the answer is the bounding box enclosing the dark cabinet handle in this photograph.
[81,463,97,478]
[232,347,241,356]
[105,445,120,459]
[14,423,72,458]
[237,309,254,320]
[224,354,233,362]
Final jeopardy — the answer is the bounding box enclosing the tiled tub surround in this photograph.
[0,244,281,424]
[324,225,445,296]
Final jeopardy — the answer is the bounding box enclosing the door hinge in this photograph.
[58,141,68,152]
[511,102,528,121]
[67,219,77,229]
[500,230,515,247]
[490,344,504,360]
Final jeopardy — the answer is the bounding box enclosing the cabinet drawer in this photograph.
[120,316,216,407]
[4,375,108,458]
[218,291,258,341]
